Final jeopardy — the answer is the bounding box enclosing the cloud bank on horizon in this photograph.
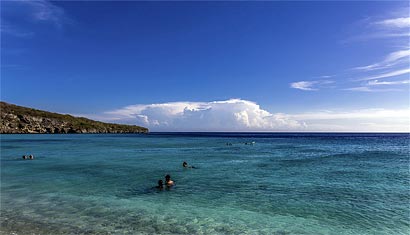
[101,99,305,132]
[84,99,410,132]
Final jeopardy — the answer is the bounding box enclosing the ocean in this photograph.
[1,133,409,235]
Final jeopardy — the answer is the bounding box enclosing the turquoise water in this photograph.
[1,133,409,235]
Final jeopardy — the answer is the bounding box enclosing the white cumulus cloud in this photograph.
[101,99,306,132]
[79,99,410,132]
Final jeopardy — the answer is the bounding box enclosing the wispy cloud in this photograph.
[326,9,410,92]
[357,68,410,81]
[342,9,410,44]
[303,9,410,93]
[289,108,410,132]
[343,87,373,92]
[79,99,410,132]
[0,21,34,38]
[347,32,410,42]
[319,75,335,79]
[375,17,410,28]
[0,64,26,70]
[290,80,334,91]
[290,81,317,91]
[354,49,410,71]
[2,0,71,30]
[350,47,410,90]
[289,108,410,121]
[343,86,402,92]
[23,0,68,27]
[367,79,409,86]
[1,0,72,57]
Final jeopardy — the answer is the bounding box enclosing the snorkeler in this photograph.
[156,180,164,190]
[165,174,175,186]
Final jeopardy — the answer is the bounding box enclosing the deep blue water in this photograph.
[1,133,409,235]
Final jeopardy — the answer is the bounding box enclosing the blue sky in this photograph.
[1,1,409,132]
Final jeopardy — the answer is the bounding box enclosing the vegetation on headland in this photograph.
[0,102,148,134]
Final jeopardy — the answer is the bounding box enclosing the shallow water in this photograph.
[1,133,409,234]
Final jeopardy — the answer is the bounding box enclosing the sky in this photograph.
[1,1,409,132]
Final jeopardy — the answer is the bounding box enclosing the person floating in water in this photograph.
[155,180,164,190]
[22,155,34,160]
[182,161,197,169]
[165,174,175,186]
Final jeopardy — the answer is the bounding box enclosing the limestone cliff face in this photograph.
[0,102,148,134]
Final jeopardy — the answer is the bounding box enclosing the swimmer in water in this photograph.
[156,180,164,190]
[22,155,27,160]
[29,155,34,160]
[182,161,197,169]
[165,174,175,186]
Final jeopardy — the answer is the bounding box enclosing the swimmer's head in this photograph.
[22,155,27,159]
[182,162,188,167]
[165,175,171,181]
[158,180,163,186]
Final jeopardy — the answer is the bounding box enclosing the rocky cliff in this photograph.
[0,102,148,134]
